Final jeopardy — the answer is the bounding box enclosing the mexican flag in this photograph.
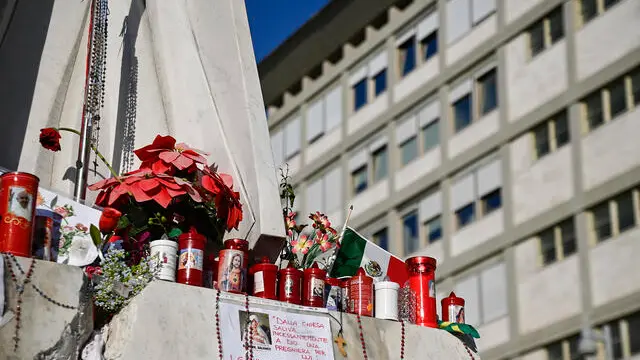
[330,227,408,285]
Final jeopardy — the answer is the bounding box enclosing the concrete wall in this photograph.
[347,93,388,135]
[451,209,504,257]
[394,58,439,103]
[447,15,498,67]
[350,179,389,219]
[306,128,343,164]
[448,110,500,159]
[394,147,441,191]
[503,0,544,25]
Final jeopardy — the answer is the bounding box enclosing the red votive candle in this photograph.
[348,268,374,317]
[250,256,278,300]
[278,263,302,305]
[406,256,438,328]
[217,239,249,293]
[441,291,466,323]
[0,172,39,257]
[303,263,326,308]
[177,232,206,287]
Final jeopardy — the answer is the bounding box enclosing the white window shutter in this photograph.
[284,117,301,159]
[349,66,368,86]
[417,12,439,40]
[324,167,343,214]
[450,79,473,103]
[325,86,343,132]
[471,0,495,24]
[306,178,324,214]
[395,28,417,46]
[455,275,480,326]
[446,0,471,44]
[395,115,418,145]
[477,159,502,197]
[349,149,368,171]
[368,51,388,77]
[419,101,440,128]
[419,191,443,223]
[271,130,284,167]
[368,135,389,153]
[451,174,475,210]
[306,99,324,141]
[480,262,507,323]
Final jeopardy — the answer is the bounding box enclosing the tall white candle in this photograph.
[374,281,400,321]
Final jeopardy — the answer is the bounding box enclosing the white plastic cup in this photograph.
[374,281,400,321]
[150,240,178,282]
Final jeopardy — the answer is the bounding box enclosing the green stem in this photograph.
[58,127,121,181]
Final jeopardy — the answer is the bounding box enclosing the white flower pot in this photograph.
[150,240,178,282]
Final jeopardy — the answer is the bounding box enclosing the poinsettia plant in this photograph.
[39,129,244,263]
[279,168,340,270]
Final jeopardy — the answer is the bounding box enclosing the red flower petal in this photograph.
[219,173,234,189]
[150,187,172,208]
[138,178,160,192]
[134,135,176,161]
[201,175,221,194]
[129,184,152,203]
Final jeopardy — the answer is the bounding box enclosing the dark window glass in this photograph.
[399,37,416,77]
[374,69,387,97]
[540,228,557,265]
[629,312,640,355]
[555,112,570,148]
[478,69,498,116]
[400,136,418,166]
[616,192,636,233]
[534,123,551,159]
[422,119,439,152]
[373,228,389,251]
[421,31,438,61]
[426,216,442,243]
[548,7,565,45]
[352,166,368,195]
[529,20,545,57]
[456,203,475,229]
[581,0,598,24]
[403,211,419,255]
[607,322,624,360]
[481,189,502,215]
[585,92,604,131]
[372,146,388,182]
[453,94,472,132]
[592,202,612,242]
[546,341,563,360]
[560,219,577,258]
[604,0,621,10]
[608,79,627,119]
[353,79,368,111]
[567,334,581,360]
[632,69,640,106]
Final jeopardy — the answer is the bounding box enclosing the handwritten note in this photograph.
[219,302,333,360]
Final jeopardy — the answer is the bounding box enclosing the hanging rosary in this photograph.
[213,291,254,360]
[2,253,77,352]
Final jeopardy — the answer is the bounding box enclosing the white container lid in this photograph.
[375,281,399,290]
[150,239,178,248]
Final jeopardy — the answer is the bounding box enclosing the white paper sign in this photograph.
[219,302,334,360]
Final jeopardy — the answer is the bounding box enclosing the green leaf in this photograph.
[49,196,58,209]
[167,227,182,239]
[90,224,102,247]
[117,215,131,229]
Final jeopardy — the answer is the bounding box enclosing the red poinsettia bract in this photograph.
[134,135,208,174]
[89,168,202,208]
[201,172,243,231]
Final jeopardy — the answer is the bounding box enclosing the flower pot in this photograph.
[150,240,178,282]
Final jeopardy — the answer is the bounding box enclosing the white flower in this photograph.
[66,233,99,267]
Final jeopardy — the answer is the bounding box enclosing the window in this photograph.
[306,85,343,144]
[455,203,475,229]
[590,189,639,244]
[546,341,563,360]
[528,6,565,58]
[398,37,416,77]
[608,78,627,119]
[425,216,442,243]
[403,211,419,255]
[631,68,640,106]
[480,189,501,215]
[352,166,368,195]
[454,262,507,327]
[584,91,604,130]
[400,136,418,165]
[453,94,472,132]
[422,120,439,152]
[372,146,388,182]
[538,218,577,266]
[579,0,623,26]
[630,312,640,355]
[421,31,438,61]
[373,69,387,97]
[533,111,570,159]
[373,228,389,251]
[353,79,368,111]
[446,0,497,44]
[583,68,640,132]
[601,321,624,359]
[592,312,640,359]
[478,69,498,116]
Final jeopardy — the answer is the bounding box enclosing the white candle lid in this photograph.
[374,281,400,290]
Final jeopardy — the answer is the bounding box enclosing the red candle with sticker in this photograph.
[217,239,249,294]
[278,263,302,305]
[177,231,206,286]
[250,256,278,300]
[406,256,437,328]
[349,268,374,316]
[441,291,466,323]
[0,172,39,257]
[303,263,326,308]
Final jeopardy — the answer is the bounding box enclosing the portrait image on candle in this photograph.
[8,186,33,222]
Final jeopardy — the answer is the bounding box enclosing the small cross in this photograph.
[334,334,347,357]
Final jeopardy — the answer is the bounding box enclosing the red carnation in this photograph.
[39,128,62,152]
[99,207,122,234]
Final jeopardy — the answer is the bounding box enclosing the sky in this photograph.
[245,0,330,62]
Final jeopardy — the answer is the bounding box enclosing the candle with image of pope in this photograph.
[0,172,39,257]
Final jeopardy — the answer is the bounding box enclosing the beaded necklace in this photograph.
[213,291,254,360]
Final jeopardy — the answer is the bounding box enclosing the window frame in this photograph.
[589,188,640,245]
[396,10,440,79]
[528,6,565,59]
[352,78,368,112]
[372,227,390,251]
[400,136,419,166]
[582,69,640,134]
[424,215,443,244]
[537,218,577,267]
[532,110,570,160]
[402,210,420,256]
[451,65,499,134]
[372,145,389,182]
[351,165,369,196]
[577,0,623,28]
